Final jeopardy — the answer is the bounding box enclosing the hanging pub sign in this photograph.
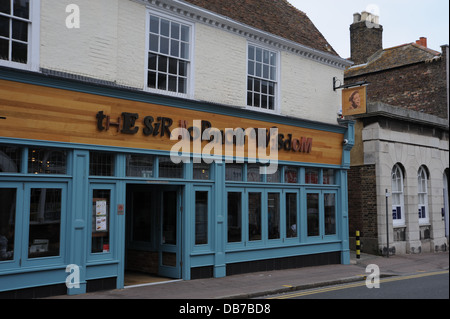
[342,86,367,116]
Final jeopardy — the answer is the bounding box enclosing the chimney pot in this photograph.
[416,37,427,48]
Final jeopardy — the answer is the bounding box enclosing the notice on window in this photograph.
[96,216,107,231]
[93,199,108,232]
[96,200,107,216]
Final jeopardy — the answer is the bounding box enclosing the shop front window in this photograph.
[284,167,298,183]
[285,193,297,238]
[195,191,208,245]
[159,156,183,178]
[29,148,67,175]
[268,193,280,239]
[126,154,154,178]
[324,193,336,235]
[0,188,16,261]
[227,192,242,243]
[92,189,110,253]
[0,145,21,173]
[307,193,319,237]
[90,152,115,176]
[305,168,319,184]
[28,188,62,258]
[226,164,243,181]
[193,162,210,180]
[248,192,261,241]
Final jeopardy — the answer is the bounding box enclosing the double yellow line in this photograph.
[268,270,449,299]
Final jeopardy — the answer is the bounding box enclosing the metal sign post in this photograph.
[385,189,390,258]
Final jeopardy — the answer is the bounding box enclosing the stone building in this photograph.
[345,11,449,255]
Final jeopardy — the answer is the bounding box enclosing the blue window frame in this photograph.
[88,183,116,262]
[0,182,68,270]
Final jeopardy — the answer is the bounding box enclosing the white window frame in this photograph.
[144,9,195,98]
[0,0,39,71]
[246,42,280,114]
[391,164,405,227]
[418,166,429,224]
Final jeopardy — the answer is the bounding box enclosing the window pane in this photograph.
[171,22,180,39]
[158,73,167,90]
[150,15,159,33]
[307,193,319,236]
[180,25,189,41]
[284,167,298,183]
[226,164,243,181]
[227,192,242,243]
[178,77,186,94]
[286,193,297,238]
[160,19,170,36]
[12,19,27,41]
[149,34,159,52]
[160,36,169,55]
[11,40,27,63]
[305,168,319,184]
[89,152,114,176]
[0,145,21,173]
[29,188,62,258]
[0,0,11,14]
[195,191,208,245]
[159,156,183,178]
[170,39,179,57]
[193,162,210,180]
[324,193,336,235]
[13,0,29,19]
[323,169,335,184]
[147,71,156,88]
[126,154,154,177]
[148,53,157,71]
[248,192,261,241]
[29,148,67,175]
[0,15,9,37]
[247,164,262,182]
[92,189,110,253]
[0,188,16,261]
[180,42,189,59]
[179,60,187,76]
[0,38,8,61]
[268,193,280,239]
[168,75,177,92]
[266,167,280,183]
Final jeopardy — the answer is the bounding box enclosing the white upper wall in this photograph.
[37,0,349,125]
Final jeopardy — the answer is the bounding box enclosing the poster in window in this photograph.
[93,199,108,232]
[342,86,367,116]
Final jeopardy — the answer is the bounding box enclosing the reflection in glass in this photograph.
[0,188,16,261]
[268,193,280,239]
[227,192,241,243]
[195,191,208,245]
[285,193,297,238]
[324,193,336,235]
[92,189,110,253]
[29,188,61,258]
[248,192,261,241]
[307,193,319,236]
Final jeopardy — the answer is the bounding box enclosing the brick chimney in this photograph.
[350,11,383,65]
[415,37,427,48]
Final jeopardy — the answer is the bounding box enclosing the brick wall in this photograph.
[346,56,448,119]
[348,164,377,239]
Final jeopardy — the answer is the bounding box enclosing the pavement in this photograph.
[49,251,449,299]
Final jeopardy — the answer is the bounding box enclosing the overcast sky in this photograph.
[288,0,449,58]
